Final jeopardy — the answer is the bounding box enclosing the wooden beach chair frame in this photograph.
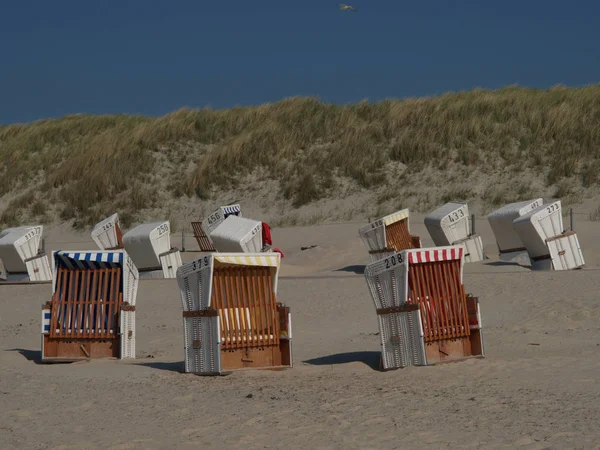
[191,221,216,252]
[177,253,292,375]
[405,248,483,364]
[41,250,138,362]
[359,209,422,262]
[365,246,484,370]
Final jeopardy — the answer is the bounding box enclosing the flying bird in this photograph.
[338,4,357,12]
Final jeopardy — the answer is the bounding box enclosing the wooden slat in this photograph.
[191,222,216,251]
[225,269,236,348]
[75,271,86,336]
[107,269,116,335]
[210,266,279,352]
[264,269,279,344]
[222,268,234,346]
[424,263,446,339]
[426,263,443,339]
[417,264,434,339]
[258,268,275,344]
[49,270,62,338]
[110,267,122,335]
[254,268,264,346]
[98,269,105,336]
[246,269,259,348]
[446,261,462,336]
[407,259,471,343]
[115,224,124,249]
[96,270,103,336]
[435,262,454,339]
[66,269,76,336]
[85,267,97,338]
[250,268,262,346]
[224,269,237,348]
[385,219,417,252]
[437,262,457,339]
[449,261,466,336]
[411,235,422,248]
[212,270,228,349]
[49,267,123,340]
[454,261,470,336]
[438,262,454,338]
[69,270,80,334]
[234,267,251,346]
[222,269,233,349]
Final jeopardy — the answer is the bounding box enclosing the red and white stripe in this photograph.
[407,247,463,264]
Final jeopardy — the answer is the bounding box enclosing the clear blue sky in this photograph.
[2,0,599,124]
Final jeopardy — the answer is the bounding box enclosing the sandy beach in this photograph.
[1,215,600,449]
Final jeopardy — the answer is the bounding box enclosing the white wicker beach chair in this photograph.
[424,202,485,263]
[176,252,292,375]
[41,250,139,361]
[122,220,182,278]
[364,246,484,370]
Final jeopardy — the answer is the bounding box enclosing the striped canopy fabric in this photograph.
[53,251,124,270]
[382,209,410,226]
[51,250,139,306]
[214,253,280,267]
[223,204,241,216]
[42,309,51,333]
[49,252,128,335]
[406,247,463,264]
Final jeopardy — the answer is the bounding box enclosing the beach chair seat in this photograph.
[122,221,182,278]
[41,250,139,361]
[191,221,216,252]
[424,202,485,263]
[191,204,243,252]
[177,252,292,375]
[91,213,124,250]
[209,216,263,253]
[513,200,584,271]
[364,246,484,370]
[487,199,543,265]
[0,225,52,282]
[359,209,422,262]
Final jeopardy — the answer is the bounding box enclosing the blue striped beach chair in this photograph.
[41,250,139,361]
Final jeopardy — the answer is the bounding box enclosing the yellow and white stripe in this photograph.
[382,208,410,226]
[214,252,280,268]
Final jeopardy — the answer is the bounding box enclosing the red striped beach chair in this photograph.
[364,246,484,370]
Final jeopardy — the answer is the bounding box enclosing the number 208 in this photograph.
[384,254,403,269]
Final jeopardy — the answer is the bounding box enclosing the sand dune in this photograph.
[1,216,600,449]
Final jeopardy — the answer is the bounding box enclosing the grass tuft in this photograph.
[2,84,600,226]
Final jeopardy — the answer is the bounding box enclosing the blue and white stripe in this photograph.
[54,251,124,270]
[42,309,51,333]
[223,205,241,216]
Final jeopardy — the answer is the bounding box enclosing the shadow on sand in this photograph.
[334,265,366,275]
[136,361,184,373]
[303,351,380,371]
[7,348,44,364]
[483,261,528,268]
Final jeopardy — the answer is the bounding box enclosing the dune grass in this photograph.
[1,84,600,228]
